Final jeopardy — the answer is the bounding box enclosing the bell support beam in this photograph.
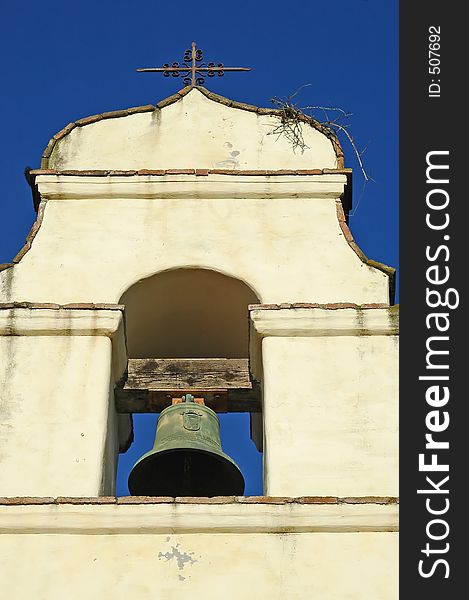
[115,358,262,413]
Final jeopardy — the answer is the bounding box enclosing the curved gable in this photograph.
[44,87,341,171]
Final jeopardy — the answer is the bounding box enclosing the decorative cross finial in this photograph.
[137,42,251,88]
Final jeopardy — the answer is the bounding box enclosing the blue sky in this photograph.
[0,0,398,495]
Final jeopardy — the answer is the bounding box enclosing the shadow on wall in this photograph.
[120,268,260,358]
[116,268,263,496]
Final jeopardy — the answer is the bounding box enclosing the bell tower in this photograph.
[0,82,398,599]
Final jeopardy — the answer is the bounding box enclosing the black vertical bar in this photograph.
[400,2,464,596]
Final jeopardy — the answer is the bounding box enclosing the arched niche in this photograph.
[119,268,260,359]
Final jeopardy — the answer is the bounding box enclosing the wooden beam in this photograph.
[123,358,253,390]
[115,358,261,413]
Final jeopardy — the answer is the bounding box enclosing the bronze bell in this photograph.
[128,394,245,497]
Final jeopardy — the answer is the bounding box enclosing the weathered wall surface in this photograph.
[0,501,398,600]
[46,88,338,171]
[263,335,399,496]
[252,307,399,497]
[0,308,126,497]
[0,531,397,599]
[0,176,389,305]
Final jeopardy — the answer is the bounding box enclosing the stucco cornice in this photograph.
[250,306,399,337]
[0,305,124,337]
[32,172,348,202]
[0,497,398,534]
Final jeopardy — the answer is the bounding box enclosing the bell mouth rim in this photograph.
[128,446,245,497]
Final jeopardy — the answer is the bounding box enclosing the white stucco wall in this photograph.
[0,309,126,497]
[0,531,397,599]
[47,88,338,171]
[0,502,398,600]
[0,175,389,304]
[254,308,399,497]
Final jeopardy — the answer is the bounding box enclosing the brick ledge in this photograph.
[0,302,124,311]
[0,495,398,506]
[30,167,351,177]
[249,303,398,311]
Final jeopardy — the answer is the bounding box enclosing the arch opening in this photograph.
[116,268,263,496]
[120,268,260,359]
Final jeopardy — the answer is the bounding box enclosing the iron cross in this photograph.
[137,42,251,87]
